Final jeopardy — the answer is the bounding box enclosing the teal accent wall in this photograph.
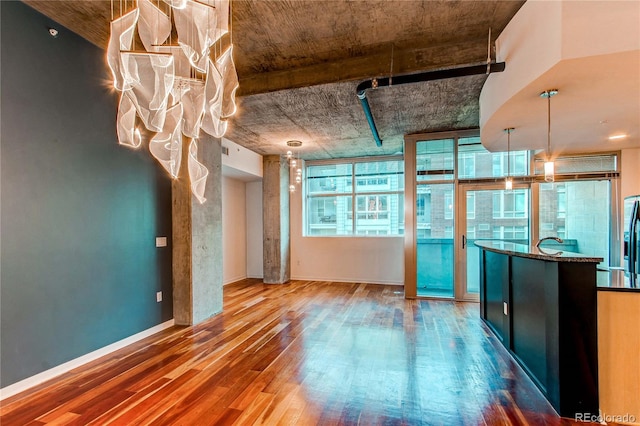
[0,1,173,387]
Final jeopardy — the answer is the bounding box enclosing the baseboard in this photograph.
[223,275,247,285]
[0,319,175,401]
[290,275,404,286]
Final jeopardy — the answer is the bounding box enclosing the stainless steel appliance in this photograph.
[623,195,640,276]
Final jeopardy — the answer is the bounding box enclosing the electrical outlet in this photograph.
[155,237,167,247]
[503,302,508,316]
[156,291,162,302]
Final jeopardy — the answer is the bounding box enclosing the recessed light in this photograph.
[608,134,628,140]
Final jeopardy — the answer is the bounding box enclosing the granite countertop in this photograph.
[474,240,605,263]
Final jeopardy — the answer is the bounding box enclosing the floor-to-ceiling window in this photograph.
[413,138,455,297]
[535,155,618,270]
[404,131,619,301]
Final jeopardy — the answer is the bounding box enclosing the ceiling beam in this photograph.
[238,39,489,96]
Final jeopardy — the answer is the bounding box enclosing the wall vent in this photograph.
[221,146,229,156]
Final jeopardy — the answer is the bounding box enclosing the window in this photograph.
[467,192,475,219]
[305,158,403,236]
[467,226,476,240]
[557,226,566,239]
[541,222,554,231]
[492,152,528,177]
[416,139,454,181]
[457,138,528,179]
[444,190,454,220]
[534,153,617,176]
[458,153,475,178]
[492,189,528,219]
[538,180,611,269]
[557,185,566,218]
[444,226,454,238]
[357,195,388,220]
[493,226,528,240]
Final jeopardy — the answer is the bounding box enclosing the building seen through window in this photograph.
[305,159,404,236]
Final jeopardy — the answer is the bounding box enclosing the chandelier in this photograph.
[107,0,238,203]
[285,140,303,192]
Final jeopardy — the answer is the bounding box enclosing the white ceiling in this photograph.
[480,1,640,156]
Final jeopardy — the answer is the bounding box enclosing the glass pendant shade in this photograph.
[200,58,226,138]
[216,46,239,119]
[201,0,230,42]
[117,94,142,148]
[149,103,183,178]
[162,0,188,9]
[505,177,513,191]
[544,161,555,182]
[107,9,139,91]
[175,78,206,138]
[137,0,171,52]
[188,139,209,204]
[155,45,192,79]
[121,52,174,132]
[174,1,218,72]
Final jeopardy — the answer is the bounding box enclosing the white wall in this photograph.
[621,148,640,199]
[246,181,264,278]
[222,176,247,284]
[221,137,263,179]
[617,148,640,259]
[289,186,404,285]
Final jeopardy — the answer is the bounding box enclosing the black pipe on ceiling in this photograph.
[356,62,506,147]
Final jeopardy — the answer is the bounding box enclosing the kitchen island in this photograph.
[597,270,640,422]
[475,240,603,419]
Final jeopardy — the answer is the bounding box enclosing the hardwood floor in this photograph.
[1,279,604,425]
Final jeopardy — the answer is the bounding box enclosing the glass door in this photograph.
[416,183,455,297]
[457,184,530,300]
[414,138,456,298]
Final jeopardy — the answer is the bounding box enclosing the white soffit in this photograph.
[480,0,640,154]
[221,137,263,181]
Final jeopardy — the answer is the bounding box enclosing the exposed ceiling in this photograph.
[23,0,525,160]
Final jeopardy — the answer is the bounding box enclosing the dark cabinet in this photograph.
[478,242,600,418]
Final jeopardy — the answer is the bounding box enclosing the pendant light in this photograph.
[540,89,558,182]
[108,0,238,204]
[286,140,303,192]
[504,128,514,191]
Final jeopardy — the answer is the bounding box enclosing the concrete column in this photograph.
[172,135,223,325]
[263,155,290,284]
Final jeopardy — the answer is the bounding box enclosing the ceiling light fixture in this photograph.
[286,141,303,192]
[107,0,238,204]
[504,127,514,191]
[608,134,628,140]
[540,89,558,183]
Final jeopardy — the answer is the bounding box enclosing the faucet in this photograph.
[535,236,564,248]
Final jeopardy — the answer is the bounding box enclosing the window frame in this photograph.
[304,156,404,237]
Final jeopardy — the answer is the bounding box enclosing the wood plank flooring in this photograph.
[0,279,605,425]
